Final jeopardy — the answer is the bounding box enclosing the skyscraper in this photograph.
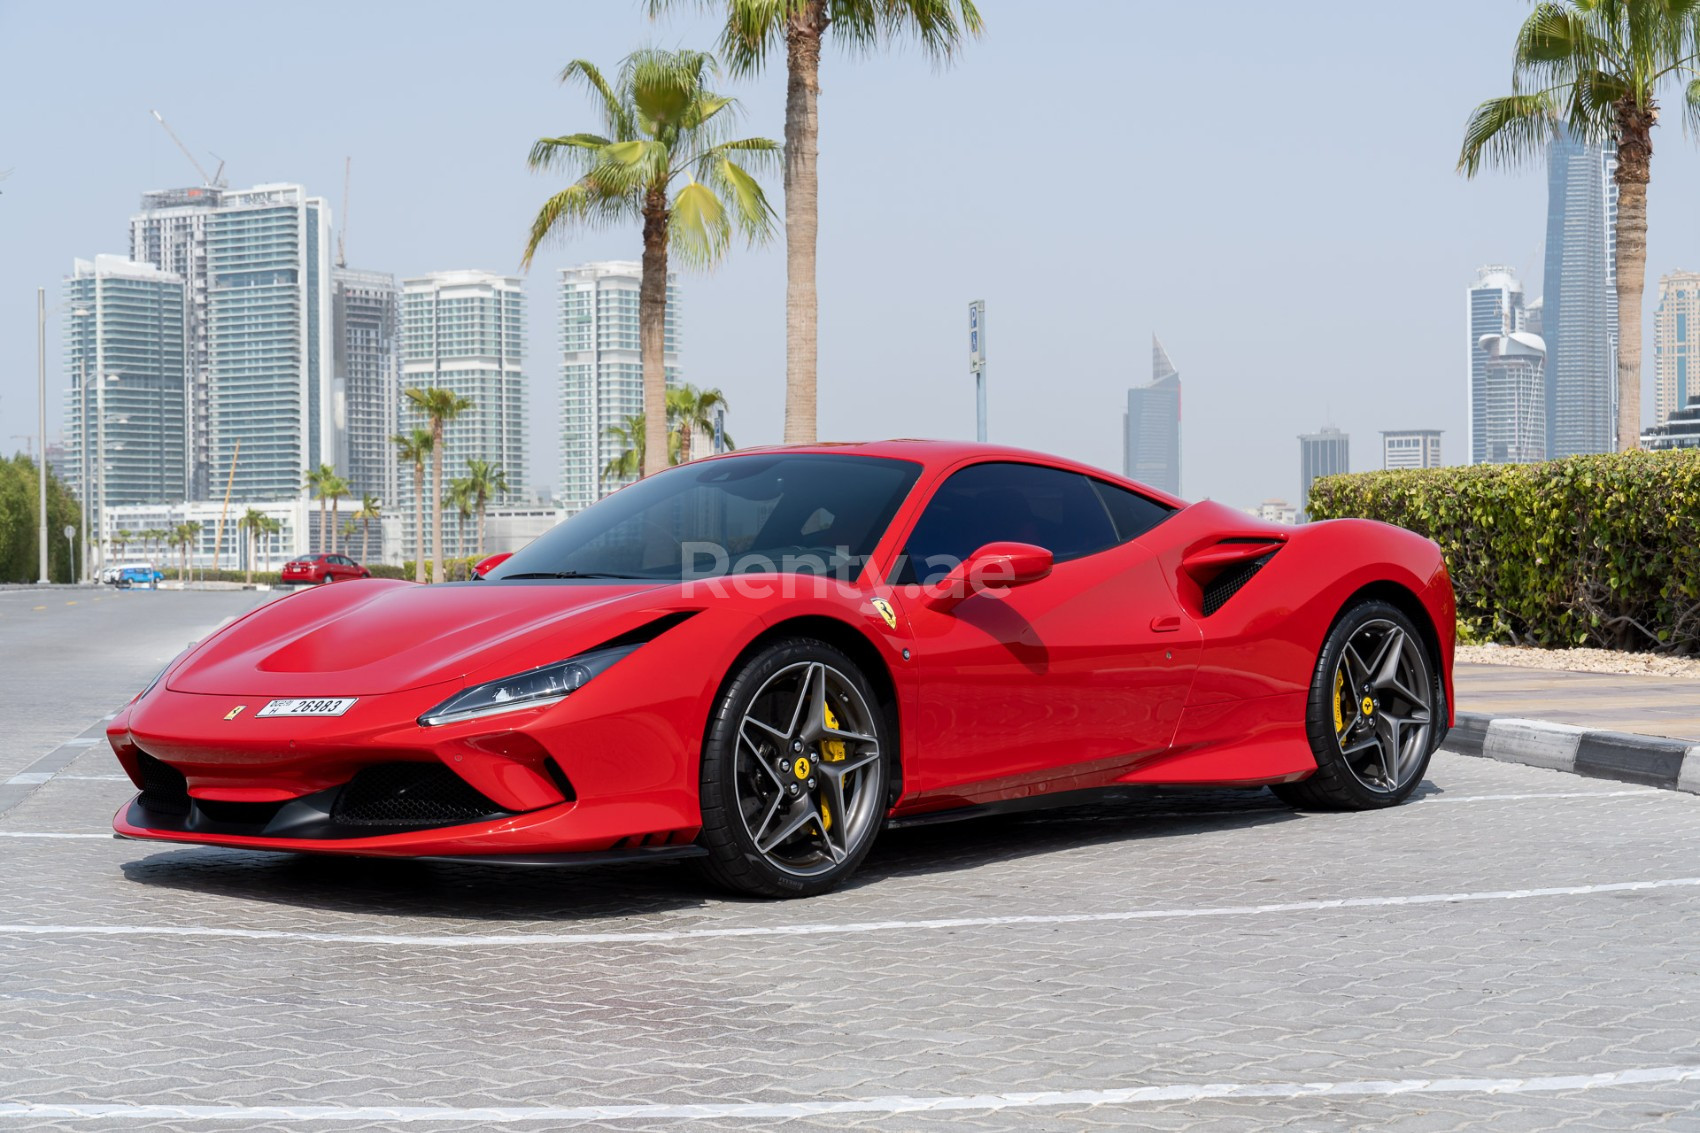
[400,271,528,556]
[1123,336,1181,495]
[1298,426,1349,518]
[1543,128,1618,456]
[1477,331,1547,464]
[558,261,680,511]
[1654,270,1700,426]
[130,186,221,498]
[62,256,189,516]
[1381,429,1443,470]
[333,268,401,504]
[1466,266,1526,464]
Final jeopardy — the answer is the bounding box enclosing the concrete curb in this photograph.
[1451,711,1700,795]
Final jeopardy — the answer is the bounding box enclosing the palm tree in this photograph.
[323,472,351,555]
[392,428,434,584]
[237,508,266,585]
[353,494,381,564]
[523,48,778,479]
[260,515,283,577]
[404,387,473,584]
[1459,1,1700,452]
[463,460,510,556]
[667,383,735,460]
[649,0,982,445]
[113,529,132,560]
[304,463,335,552]
[445,478,475,571]
[174,521,202,581]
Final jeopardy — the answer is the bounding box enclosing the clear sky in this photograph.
[3,1,1696,509]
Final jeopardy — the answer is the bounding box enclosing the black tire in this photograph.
[1274,599,1440,811]
[697,638,891,898]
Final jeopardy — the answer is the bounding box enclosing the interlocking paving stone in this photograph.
[1,597,1697,1129]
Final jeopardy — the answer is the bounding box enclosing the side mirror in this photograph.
[926,541,1053,611]
[473,552,513,578]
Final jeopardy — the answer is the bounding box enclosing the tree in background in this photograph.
[1460,0,1700,452]
[404,387,474,584]
[113,529,132,561]
[172,521,202,581]
[237,508,266,585]
[667,383,735,459]
[649,0,982,445]
[259,515,283,576]
[392,428,434,584]
[464,460,510,557]
[523,48,777,479]
[324,472,351,555]
[353,494,381,564]
[445,478,475,569]
[305,463,335,553]
[0,455,82,583]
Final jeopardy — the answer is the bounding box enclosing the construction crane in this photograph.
[336,156,352,268]
[149,110,226,188]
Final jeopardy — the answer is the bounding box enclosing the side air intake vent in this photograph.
[136,752,191,817]
[331,763,509,828]
[1201,552,1276,616]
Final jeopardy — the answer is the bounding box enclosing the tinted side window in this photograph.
[1090,478,1174,542]
[898,462,1118,585]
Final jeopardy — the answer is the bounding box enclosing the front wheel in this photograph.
[697,639,890,898]
[1274,600,1439,811]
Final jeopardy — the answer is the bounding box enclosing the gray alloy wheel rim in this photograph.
[1331,618,1434,795]
[734,660,884,878]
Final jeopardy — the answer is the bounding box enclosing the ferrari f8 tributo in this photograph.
[110,441,1455,896]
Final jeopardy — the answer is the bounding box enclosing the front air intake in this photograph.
[136,752,191,818]
[330,762,509,828]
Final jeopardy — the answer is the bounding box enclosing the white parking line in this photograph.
[3,877,1697,948]
[0,1064,1694,1123]
[0,832,112,840]
[4,773,53,786]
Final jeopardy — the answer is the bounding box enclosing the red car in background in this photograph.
[280,553,371,585]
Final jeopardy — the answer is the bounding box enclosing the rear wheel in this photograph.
[1275,600,1438,811]
[698,639,890,898]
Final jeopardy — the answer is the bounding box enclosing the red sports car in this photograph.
[110,441,1454,897]
[280,552,371,585]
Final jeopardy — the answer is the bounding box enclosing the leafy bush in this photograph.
[0,455,82,583]
[1306,450,1700,653]
[399,557,484,582]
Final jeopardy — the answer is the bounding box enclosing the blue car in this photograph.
[116,565,163,590]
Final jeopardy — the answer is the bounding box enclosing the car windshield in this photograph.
[490,453,921,582]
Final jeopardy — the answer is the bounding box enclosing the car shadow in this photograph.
[119,782,1439,920]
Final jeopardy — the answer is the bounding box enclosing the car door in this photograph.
[889,461,1202,805]
[330,555,355,580]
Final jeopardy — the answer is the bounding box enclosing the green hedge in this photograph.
[1306,450,1700,653]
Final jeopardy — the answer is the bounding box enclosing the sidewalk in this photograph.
[1455,662,1700,743]
[1451,662,1700,793]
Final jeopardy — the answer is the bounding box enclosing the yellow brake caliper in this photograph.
[818,703,847,832]
[1333,669,1347,737]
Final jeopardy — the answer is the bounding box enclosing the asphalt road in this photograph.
[1,594,1697,1130]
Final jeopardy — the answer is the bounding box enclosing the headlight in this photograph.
[418,644,638,727]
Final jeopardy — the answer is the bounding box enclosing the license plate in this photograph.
[255,697,358,718]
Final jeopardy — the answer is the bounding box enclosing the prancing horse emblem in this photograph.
[870,598,897,630]
[224,705,246,721]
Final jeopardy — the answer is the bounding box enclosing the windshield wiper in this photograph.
[499,571,649,580]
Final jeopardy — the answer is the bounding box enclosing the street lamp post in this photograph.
[36,289,48,584]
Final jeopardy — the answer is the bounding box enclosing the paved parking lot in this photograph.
[2,594,1698,1130]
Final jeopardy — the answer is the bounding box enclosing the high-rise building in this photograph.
[1654,270,1700,426]
[400,271,528,557]
[1543,128,1618,456]
[1477,331,1547,464]
[62,257,189,527]
[559,261,680,511]
[1381,429,1443,470]
[1642,391,1700,450]
[130,186,221,498]
[1122,336,1182,495]
[132,183,335,502]
[1298,426,1349,517]
[333,268,401,505]
[1467,266,1527,464]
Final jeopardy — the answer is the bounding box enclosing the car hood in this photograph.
[167,579,677,697]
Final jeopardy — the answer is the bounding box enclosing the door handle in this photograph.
[1150,615,1181,633]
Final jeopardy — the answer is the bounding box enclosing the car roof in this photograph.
[685,440,1189,508]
